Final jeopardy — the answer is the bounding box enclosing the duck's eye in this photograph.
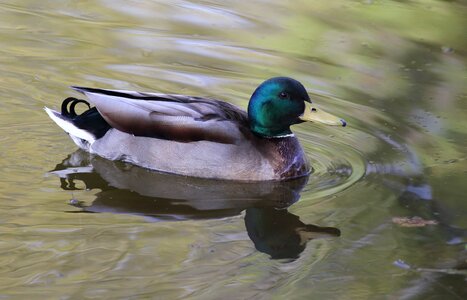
[279,92,289,99]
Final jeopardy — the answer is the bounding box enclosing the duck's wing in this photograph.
[71,87,249,144]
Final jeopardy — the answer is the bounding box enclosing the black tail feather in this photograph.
[61,97,91,118]
[60,97,111,139]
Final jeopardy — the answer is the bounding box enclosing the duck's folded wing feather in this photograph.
[71,87,249,144]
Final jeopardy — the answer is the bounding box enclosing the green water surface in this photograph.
[0,1,466,299]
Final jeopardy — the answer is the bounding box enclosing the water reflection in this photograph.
[50,150,340,258]
[245,208,340,259]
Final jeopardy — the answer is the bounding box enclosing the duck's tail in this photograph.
[45,97,111,151]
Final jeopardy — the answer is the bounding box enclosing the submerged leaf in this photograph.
[392,216,439,227]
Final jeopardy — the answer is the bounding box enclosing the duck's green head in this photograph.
[248,77,346,138]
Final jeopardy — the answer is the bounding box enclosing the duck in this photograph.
[45,77,346,181]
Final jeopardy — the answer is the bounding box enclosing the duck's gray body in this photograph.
[90,127,308,181]
[45,87,310,181]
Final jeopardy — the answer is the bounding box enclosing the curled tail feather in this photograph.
[45,97,111,150]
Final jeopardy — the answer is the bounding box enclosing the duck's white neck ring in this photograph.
[264,133,295,139]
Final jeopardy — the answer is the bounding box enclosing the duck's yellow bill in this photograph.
[299,102,347,127]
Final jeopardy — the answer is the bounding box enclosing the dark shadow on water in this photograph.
[245,207,340,259]
[50,150,340,259]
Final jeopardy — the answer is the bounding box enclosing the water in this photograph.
[1,0,466,298]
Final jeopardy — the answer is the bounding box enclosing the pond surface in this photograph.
[1,0,466,299]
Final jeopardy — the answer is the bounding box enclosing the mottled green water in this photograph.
[1,0,466,299]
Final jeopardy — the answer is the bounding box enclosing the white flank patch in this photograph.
[44,107,96,145]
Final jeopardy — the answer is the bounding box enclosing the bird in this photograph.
[45,77,346,181]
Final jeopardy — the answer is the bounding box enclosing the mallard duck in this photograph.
[45,77,346,181]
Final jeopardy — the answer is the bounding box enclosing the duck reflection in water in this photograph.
[50,150,340,259]
[245,208,340,259]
